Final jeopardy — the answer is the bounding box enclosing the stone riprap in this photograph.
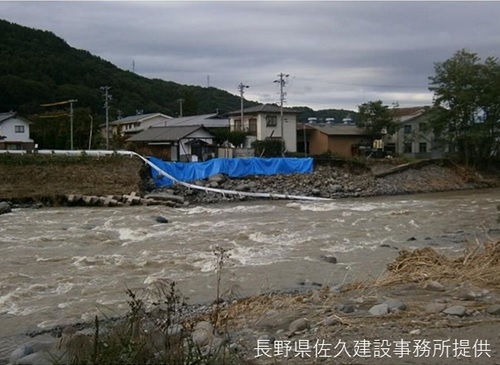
[152,162,490,205]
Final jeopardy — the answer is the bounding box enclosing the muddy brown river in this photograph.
[0,188,499,360]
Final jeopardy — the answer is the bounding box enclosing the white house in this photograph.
[103,112,172,138]
[227,104,300,153]
[124,113,229,136]
[385,107,442,158]
[0,111,35,151]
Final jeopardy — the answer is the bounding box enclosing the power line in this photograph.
[40,99,77,150]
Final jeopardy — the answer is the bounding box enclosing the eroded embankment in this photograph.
[0,154,146,205]
[0,155,498,207]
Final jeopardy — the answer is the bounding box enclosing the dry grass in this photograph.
[212,239,500,331]
[376,239,500,289]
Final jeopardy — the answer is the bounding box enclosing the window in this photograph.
[6,143,22,150]
[403,142,412,153]
[15,125,25,133]
[248,118,257,134]
[234,119,242,131]
[403,125,412,134]
[266,115,277,127]
[418,122,428,132]
[419,142,427,153]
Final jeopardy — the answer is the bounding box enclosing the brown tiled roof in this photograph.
[391,107,428,118]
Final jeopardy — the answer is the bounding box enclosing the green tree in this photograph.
[356,100,396,141]
[428,49,500,167]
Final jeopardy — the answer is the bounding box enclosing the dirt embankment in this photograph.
[0,154,146,204]
[0,155,498,206]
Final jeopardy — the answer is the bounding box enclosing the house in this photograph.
[227,104,300,152]
[386,107,441,158]
[304,123,372,157]
[0,111,35,151]
[103,112,172,138]
[126,125,216,162]
[124,113,229,136]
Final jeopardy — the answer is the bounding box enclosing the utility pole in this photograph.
[68,99,77,150]
[274,73,289,155]
[100,86,112,150]
[88,114,93,150]
[177,98,184,117]
[238,82,249,131]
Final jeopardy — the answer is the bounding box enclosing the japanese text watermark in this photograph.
[254,338,491,359]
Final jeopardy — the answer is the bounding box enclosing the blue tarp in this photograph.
[148,156,314,187]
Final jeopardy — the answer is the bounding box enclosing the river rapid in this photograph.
[1,188,499,359]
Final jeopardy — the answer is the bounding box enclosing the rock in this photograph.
[443,305,467,317]
[323,315,340,326]
[409,329,422,335]
[383,299,407,311]
[154,216,169,224]
[0,201,12,215]
[487,304,500,315]
[258,333,273,342]
[206,336,225,355]
[424,303,447,313]
[424,280,445,292]
[369,303,390,316]
[9,341,55,365]
[13,351,56,365]
[407,237,417,241]
[334,303,354,313]
[328,184,343,193]
[144,193,185,204]
[330,285,343,293]
[192,321,214,348]
[456,289,479,301]
[287,318,309,337]
[319,255,337,264]
[208,174,226,183]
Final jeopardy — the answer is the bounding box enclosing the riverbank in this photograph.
[160,158,499,205]
[2,156,500,364]
[6,237,500,365]
[1,154,498,208]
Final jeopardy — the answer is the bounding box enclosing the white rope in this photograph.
[130,151,333,202]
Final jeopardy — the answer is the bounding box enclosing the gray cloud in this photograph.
[2,1,500,111]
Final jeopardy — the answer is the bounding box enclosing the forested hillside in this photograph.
[0,19,355,149]
[0,19,258,117]
[0,19,263,148]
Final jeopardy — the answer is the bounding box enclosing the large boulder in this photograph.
[0,201,11,215]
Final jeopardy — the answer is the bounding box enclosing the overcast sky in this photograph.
[2,1,500,111]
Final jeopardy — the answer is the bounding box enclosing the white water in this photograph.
[0,188,499,359]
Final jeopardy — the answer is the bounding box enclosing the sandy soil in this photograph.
[213,243,500,365]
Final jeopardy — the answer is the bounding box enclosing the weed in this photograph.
[47,247,253,365]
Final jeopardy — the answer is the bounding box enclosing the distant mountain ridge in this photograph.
[0,19,261,118]
[0,19,355,148]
